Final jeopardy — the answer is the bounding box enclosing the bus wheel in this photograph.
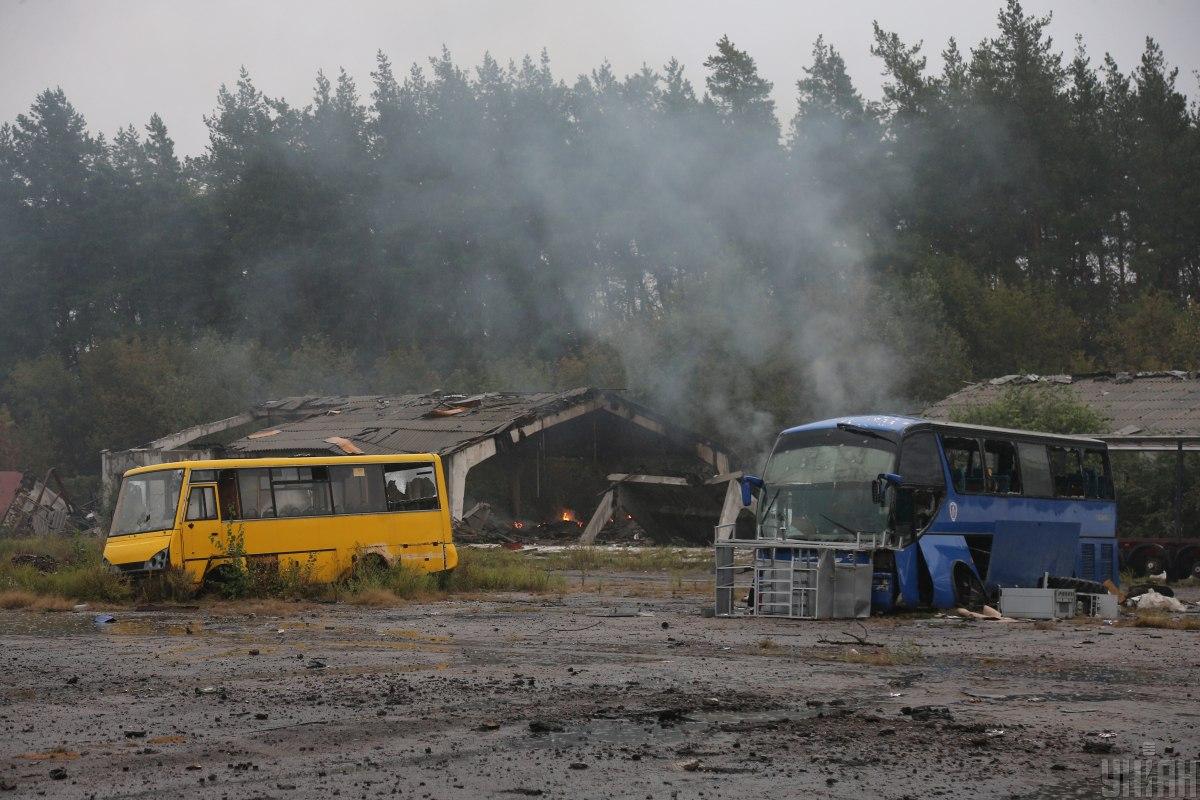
[201,564,243,597]
[952,563,987,611]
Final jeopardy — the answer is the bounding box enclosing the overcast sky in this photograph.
[2,0,1198,155]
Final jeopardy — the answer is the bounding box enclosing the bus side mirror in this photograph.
[740,475,764,507]
[873,472,903,505]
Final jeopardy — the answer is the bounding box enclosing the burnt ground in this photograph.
[3,573,1198,800]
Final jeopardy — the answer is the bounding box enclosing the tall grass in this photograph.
[0,535,566,608]
[443,548,564,593]
[0,534,130,603]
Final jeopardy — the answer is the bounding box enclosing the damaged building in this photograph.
[102,388,743,544]
[0,469,78,535]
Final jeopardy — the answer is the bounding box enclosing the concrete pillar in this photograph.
[443,438,497,520]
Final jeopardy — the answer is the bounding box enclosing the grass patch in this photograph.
[346,587,404,607]
[1122,610,1200,630]
[540,546,712,574]
[0,589,74,611]
[837,641,923,666]
[340,558,436,601]
[445,548,564,593]
[339,548,563,604]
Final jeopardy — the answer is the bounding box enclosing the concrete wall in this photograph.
[100,447,216,505]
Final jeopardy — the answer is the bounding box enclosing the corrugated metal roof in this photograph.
[923,371,1200,435]
[222,388,708,459]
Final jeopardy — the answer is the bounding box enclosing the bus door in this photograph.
[181,482,222,568]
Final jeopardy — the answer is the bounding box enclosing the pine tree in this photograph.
[703,35,778,136]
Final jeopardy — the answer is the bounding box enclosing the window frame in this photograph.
[897,431,946,488]
[328,464,387,515]
[941,435,987,495]
[382,462,441,513]
[185,484,219,522]
[981,438,1023,495]
[268,466,334,518]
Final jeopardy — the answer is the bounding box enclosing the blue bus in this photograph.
[741,415,1117,612]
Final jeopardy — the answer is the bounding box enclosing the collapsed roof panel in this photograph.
[214,388,728,466]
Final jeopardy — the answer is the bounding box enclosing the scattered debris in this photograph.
[9,553,62,573]
[956,606,1016,621]
[1127,589,1187,612]
[901,705,952,722]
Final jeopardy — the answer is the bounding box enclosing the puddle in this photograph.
[105,619,199,636]
[963,688,1125,703]
[0,613,95,637]
[0,613,198,638]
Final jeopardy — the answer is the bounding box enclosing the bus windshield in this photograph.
[110,469,184,536]
[760,428,895,543]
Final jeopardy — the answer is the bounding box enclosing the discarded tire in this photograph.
[1038,575,1106,594]
[1126,583,1175,600]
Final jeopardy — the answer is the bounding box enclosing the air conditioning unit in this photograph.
[999,588,1077,619]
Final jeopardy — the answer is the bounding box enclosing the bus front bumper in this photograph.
[103,532,175,574]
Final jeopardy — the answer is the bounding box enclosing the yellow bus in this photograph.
[103,454,457,586]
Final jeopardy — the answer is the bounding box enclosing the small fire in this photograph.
[512,521,525,529]
[560,509,576,523]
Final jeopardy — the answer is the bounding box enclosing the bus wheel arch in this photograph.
[201,562,243,595]
[351,547,391,577]
[951,561,987,611]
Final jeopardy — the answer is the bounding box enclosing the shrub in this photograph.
[950,385,1108,435]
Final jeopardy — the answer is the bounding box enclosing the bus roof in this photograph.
[781,415,1107,447]
[121,453,440,479]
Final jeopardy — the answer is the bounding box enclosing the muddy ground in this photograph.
[3,571,1198,799]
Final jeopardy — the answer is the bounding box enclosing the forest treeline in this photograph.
[1,1,1198,492]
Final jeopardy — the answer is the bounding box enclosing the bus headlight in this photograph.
[144,547,170,571]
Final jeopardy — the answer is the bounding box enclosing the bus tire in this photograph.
[201,564,241,596]
[952,563,987,611]
[1173,549,1199,582]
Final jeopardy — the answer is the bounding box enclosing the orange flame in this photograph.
[560,509,576,523]
[512,521,525,529]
